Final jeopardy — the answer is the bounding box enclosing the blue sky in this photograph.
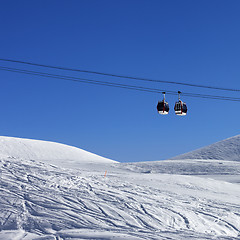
[0,0,240,162]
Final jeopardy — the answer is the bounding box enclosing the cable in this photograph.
[0,58,240,93]
[1,65,240,101]
[0,66,169,93]
[1,66,240,102]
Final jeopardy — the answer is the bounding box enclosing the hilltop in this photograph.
[0,136,116,168]
[171,135,240,161]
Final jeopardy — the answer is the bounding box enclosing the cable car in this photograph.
[174,91,187,116]
[157,92,169,115]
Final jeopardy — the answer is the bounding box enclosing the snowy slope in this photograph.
[0,136,116,167]
[171,135,240,161]
[120,159,240,183]
[1,157,240,240]
[0,137,240,239]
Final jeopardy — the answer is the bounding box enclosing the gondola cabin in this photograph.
[157,92,169,115]
[174,100,187,116]
[174,91,187,116]
[157,100,169,115]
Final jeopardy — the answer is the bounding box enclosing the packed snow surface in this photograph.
[172,135,240,161]
[0,136,240,239]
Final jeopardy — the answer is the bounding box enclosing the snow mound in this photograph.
[0,136,116,165]
[171,135,240,161]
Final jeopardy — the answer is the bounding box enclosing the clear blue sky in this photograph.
[0,0,240,162]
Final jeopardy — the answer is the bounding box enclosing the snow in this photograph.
[0,136,116,166]
[171,134,240,161]
[120,159,240,183]
[0,136,240,239]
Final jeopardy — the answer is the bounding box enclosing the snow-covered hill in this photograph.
[120,159,240,183]
[171,135,240,161]
[0,136,116,167]
[0,136,240,239]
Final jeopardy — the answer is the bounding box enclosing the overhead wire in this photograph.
[1,66,240,102]
[0,58,240,93]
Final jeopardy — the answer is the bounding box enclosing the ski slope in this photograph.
[0,136,116,167]
[0,136,240,239]
[171,135,240,161]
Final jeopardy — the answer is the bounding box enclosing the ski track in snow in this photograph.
[0,157,240,240]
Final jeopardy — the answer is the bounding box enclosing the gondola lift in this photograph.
[174,91,187,116]
[157,92,169,115]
